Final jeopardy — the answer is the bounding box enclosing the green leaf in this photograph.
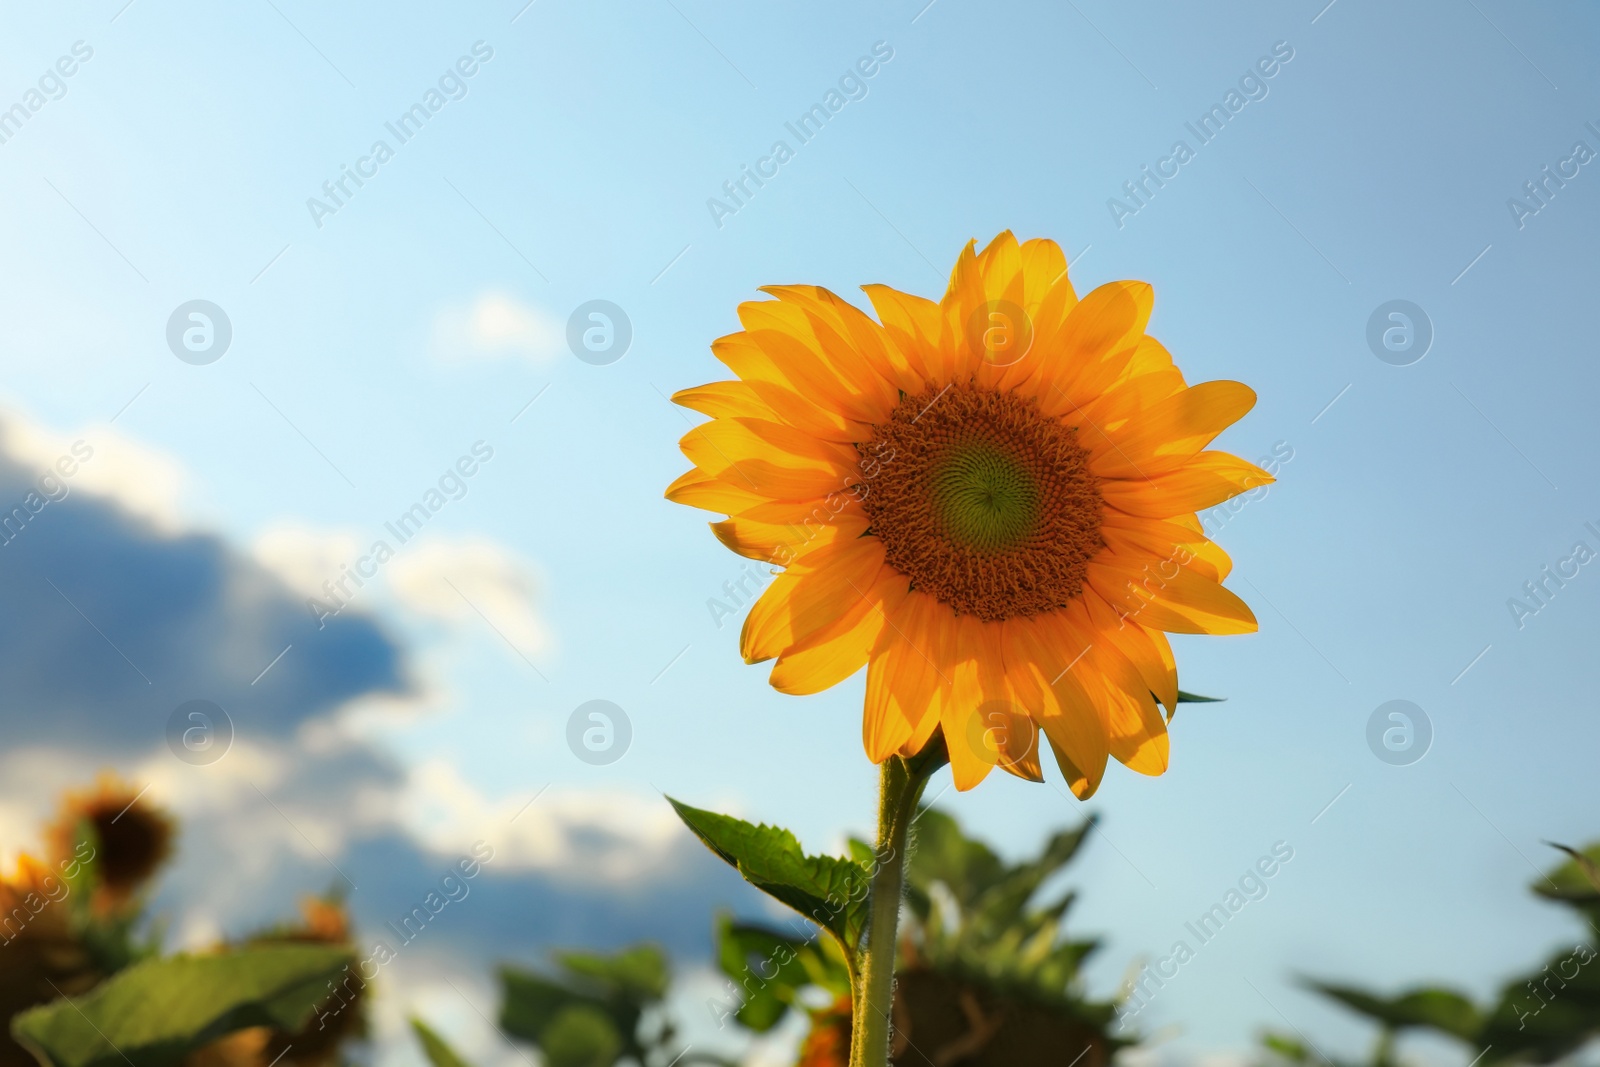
[712,913,819,1032]
[499,968,619,1045]
[903,806,1115,1020]
[499,944,666,1062]
[910,808,1094,950]
[967,819,1094,930]
[539,1005,623,1067]
[555,944,670,1002]
[667,797,869,953]
[1537,841,1600,901]
[907,808,1007,911]
[1477,940,1600,1063]
[1261,1030,1315,1064]
[10,944,352,1067]
[1306,981,1482,1040]
[411,1018,476,1067]
[1176,690,1224,703]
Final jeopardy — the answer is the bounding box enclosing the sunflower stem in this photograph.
[850,750,942,1067]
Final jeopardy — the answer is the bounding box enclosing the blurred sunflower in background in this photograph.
[1,775,365,1067]
[1,773,164,1067]
[47,773,175,914]
[668,231,1268,795]
[0,853,99,1067]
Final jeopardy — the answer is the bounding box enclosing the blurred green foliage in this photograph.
[1260,842,1600,1067]
[13,776,1599,1067]
[12,946,353,1067]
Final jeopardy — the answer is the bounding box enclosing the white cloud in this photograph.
[431,292,563,363]
[252,523,365,598]
[389,538,546,658]
[253,526,546,661]
[399,760,683,883]
[0,404,187,532]
[0,406,746,1067]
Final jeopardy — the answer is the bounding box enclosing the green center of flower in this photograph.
[855,382,1104,622]
[931,443,1040,552]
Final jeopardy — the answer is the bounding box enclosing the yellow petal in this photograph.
[672,381,773,421]
[740,536,886,662]
[1148,628,1178,718]
[862,283,943,386]
[976,231,1024,302]
[680,418,859,501]
[712,330,794,389]
[760,285,921,396]
[1099,451,1273,517]
[862,650,912,761]
[738,300,895,425]
[941,615,999,792]
[864,592,952,762]
[744,378,873,443]
[664,468,770,516]
[970,233,1038,390]
[1082,381,1258,479]
[1018,237,1069,311]
[994,710,1045,782]
[1099,515,1231,584]
[1007,613,1109,796]
[1087,559,1258,635]
[1034,280,1154,416]
[710,510,867,564]
[938,240,987,381]
[769,566,907,695]
[1045,734,1099,800]
[1085,590,1177,717]
[1068,613,1169,776]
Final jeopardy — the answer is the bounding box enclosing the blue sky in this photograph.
[1,0,1598,1064]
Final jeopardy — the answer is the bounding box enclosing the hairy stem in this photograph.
[849,750,942,1067]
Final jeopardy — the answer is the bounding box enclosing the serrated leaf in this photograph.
[411,1018,476,1067]
[667,797,868,953]
[10,944,351,1067]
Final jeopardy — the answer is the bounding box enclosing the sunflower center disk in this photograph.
[857,383,1104,622]
[932,444,1040,552]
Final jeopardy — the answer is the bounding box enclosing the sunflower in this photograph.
[0,855,103,1067]
[667,232,1268,796]
[47,773,174,911]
